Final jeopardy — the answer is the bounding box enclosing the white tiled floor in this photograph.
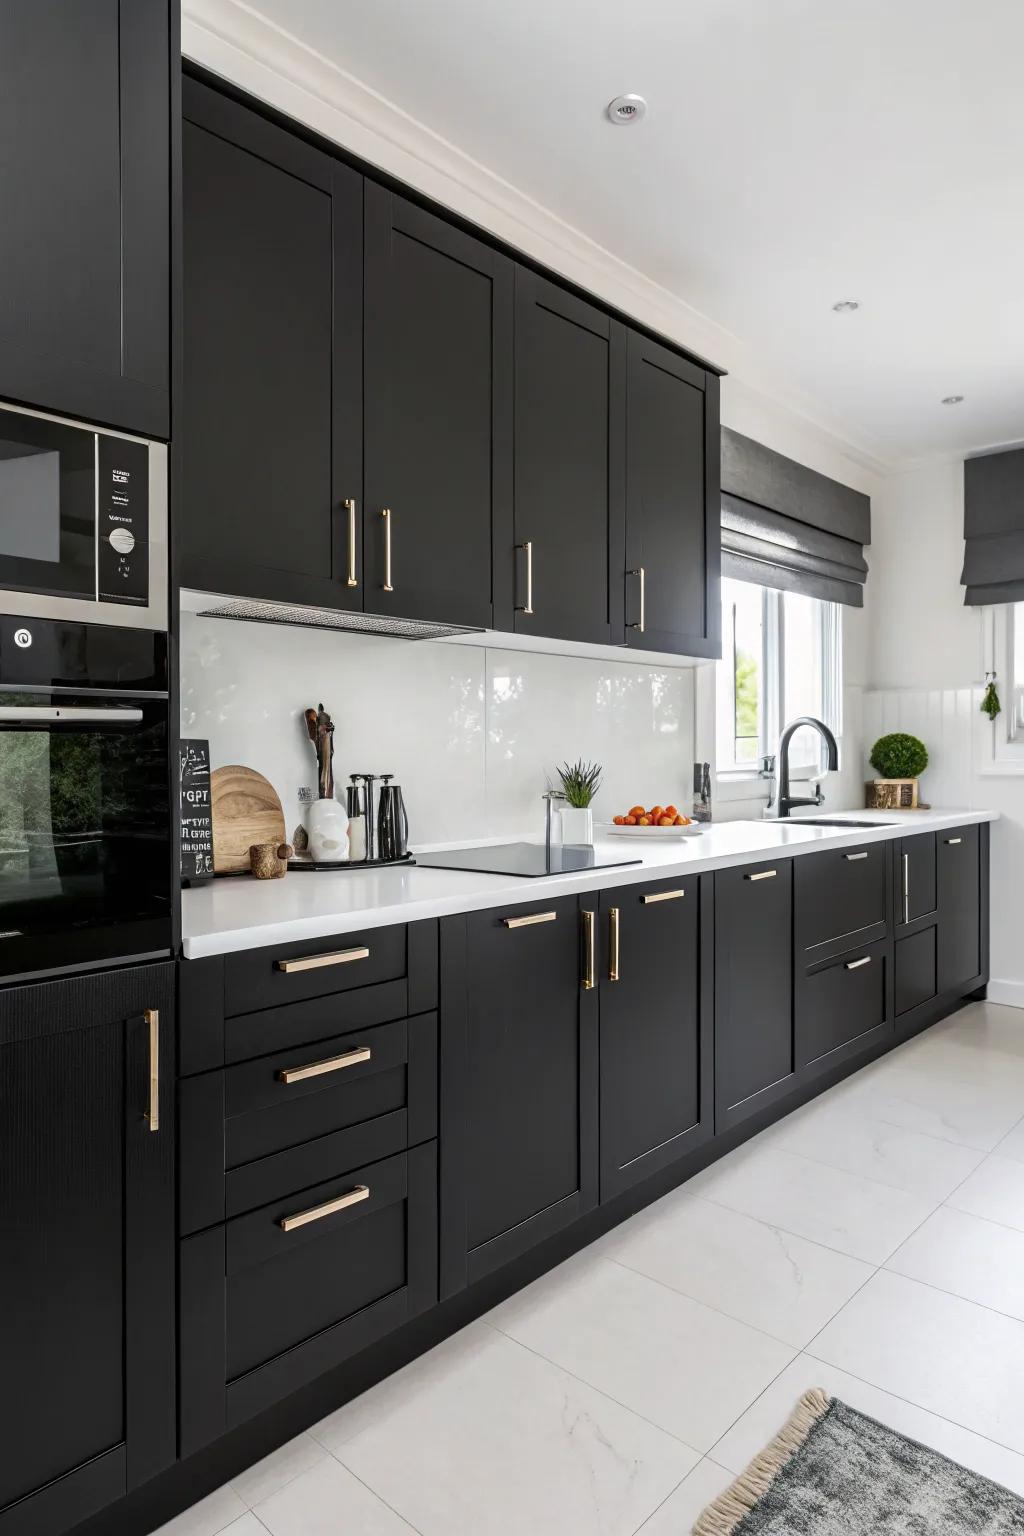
[158,1000,1024,1536]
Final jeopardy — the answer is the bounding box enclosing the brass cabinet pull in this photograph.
[275,946,370,974]
[844,851,869,862]
[627,567,646,633]
[902,851,910,924]
[641,889,685,904]
[277,1046,371,1085]
[381,507,393,592]
[344,498,358,587]
[608,907,620,982]
[144,1008,159,1133]
[582,909,596,990]
[745,869,777,881]
[517,541,534,615]
[845,955,872,970]
[279,1183,369,1233]
[502,911,557,929]
[945,836,963,845]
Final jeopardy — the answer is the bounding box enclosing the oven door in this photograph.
[0,409,96,602]
[0,693,171,979]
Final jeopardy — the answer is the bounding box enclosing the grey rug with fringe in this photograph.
[695,1389,1024,1534]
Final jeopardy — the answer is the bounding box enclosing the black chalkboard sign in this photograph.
[180,739,214,881]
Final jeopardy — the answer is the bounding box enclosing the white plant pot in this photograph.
[306,796,349,863]
[560,806,594,846]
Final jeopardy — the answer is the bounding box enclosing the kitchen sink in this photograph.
[764,817,896,828]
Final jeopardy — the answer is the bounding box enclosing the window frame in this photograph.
[978,604,1024,772]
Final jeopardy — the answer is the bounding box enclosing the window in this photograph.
[980,603,1024,770]
[716,577,842,779]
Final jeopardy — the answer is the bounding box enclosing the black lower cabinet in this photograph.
[0,961,175,1536]
[598,875,713,1200]
[439,896,598,1297]
[937,824,983,994]
[715,858,795,1130]
[796,938,891,1073]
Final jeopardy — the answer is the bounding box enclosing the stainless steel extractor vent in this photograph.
[196,596,482,642]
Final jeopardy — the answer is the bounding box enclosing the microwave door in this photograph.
[0,415,96,601]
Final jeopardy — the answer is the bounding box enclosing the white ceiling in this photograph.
[226,0,1024,465]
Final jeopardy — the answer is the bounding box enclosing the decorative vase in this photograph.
[306,797,349,862]
[560,806,594,846]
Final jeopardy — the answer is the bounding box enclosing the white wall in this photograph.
[864,460,1023,1005]
[180,613,695,847]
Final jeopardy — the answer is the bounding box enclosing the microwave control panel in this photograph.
[97,436,149,606]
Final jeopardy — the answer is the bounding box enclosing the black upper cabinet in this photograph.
[0,1,171,438]
[439,897,598,1298]
[0,962,175,1536]
[625,332,721,657]
[598,877,713,1201]
[180,81,362,610]
[364,187,513,628]
[937,824,983,994]
[512,271,625,644]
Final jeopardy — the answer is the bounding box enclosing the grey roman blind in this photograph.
[720,428,871,607]
[962,447,1024,605]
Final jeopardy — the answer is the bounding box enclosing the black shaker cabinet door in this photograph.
[180,80,363,611]
[439,897,598,1297]
[937,824,983,994]
[364,185,513,629]
[0,962,175,1536]
[625,332,721,657]
[0,1,171,437]
[598,876,713,1202]
[512,271,625,644]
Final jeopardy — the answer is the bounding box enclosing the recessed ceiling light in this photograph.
[831,300,861,313]
[606,94,647,125]
[941,395,965,405]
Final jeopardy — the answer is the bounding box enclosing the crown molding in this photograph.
[181,0,897,481]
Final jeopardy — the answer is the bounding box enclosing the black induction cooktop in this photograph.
[414,842,642,877]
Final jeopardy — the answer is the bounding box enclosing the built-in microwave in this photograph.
[0,399,167,630]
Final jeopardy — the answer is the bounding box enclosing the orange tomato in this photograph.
[649,806,664,821]
[658,815,674,827]
[637,816,652,826]
[624,815,637,825]
[665,805,679,820]
[628,805,645,819]
[674,814,689,826]
[612,815,625,825]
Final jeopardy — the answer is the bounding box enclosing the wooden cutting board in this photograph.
[210,765,287,873]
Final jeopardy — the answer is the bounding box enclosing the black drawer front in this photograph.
[895,927,937,1015]
[179,1142,438,1453]
[225,979,409,1064]
[797,939,887,1069]
[795,843,887,954]
[224,924,408,1016]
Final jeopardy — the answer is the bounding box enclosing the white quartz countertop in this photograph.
[181,807,998,959]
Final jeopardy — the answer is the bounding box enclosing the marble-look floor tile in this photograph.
[809,1270,1024,1453]
[230,1433,327,1509]
[947,1154,1024,1232]
[833,1061,1024,1151]
[761,1097,985,1200]
[486,1251,795,1452]
[254,1456,418,1535]
[887,1205,1024,1321]
[634,1459,734,1535]
[327,1320,698,1536]
[685,1143,933,1264]
[997,1118,1024,1165]
[596,1189,872,1347]
[152,1487,249,1536]
[711,1354,1024,1498]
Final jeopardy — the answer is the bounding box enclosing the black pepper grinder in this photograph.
[378,775,409,861]
[359,773,378,861]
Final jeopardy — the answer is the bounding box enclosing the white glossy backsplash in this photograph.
[180,614,696,846]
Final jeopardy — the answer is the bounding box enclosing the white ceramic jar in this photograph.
[306,796,349,862]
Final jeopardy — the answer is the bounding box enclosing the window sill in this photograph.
[716,772,770,804]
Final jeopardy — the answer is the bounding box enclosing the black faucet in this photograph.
[775,716,839,818]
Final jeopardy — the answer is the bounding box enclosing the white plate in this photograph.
[601,822,705,839]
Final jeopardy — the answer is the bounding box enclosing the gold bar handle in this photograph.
[845,955,872,970]
[277,1046,371,1085]
[144,1008,159,1132]
[502,910,557,929]
[945,836,963,845]
[582,909,596,991]
[902,851,910,924]
[276,946,370,974]
[608,907,620,982]
[381,507,393,592]
[627,568,646,632]
[344,498,358,587]
[745,869,777,881]
[642,889,685,904]
[279,1184,369,1233]
[844,851,869,862]
[517,541,534,615]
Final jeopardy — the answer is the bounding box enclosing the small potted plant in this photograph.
[557,759,602,845]
[867,733,928,810]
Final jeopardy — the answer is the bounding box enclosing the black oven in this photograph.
[0,616,171,981]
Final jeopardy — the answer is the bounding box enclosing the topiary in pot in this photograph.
[869,733,928,779]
